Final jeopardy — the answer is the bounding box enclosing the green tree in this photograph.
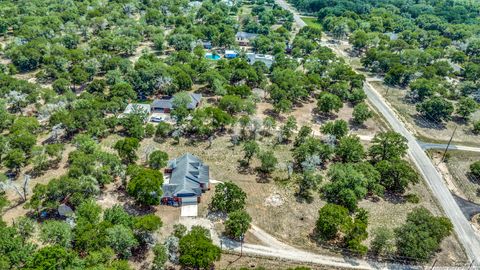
[106,225,139,258]
[409,78,439,101]
[384,64,413,87]
[134,214,162,233]
[470,161,480,180]
[376,159,419,194]
[114,137,140,164]
[104,205,133,228]
[9,130,36,153]
[323,163,382,211]
[335,135,365,163]
[155,122,172,140]
[315,203,351,241]
[369,131,408,162]
[395,207,453,262]
[4,149,27,172]
[456,97,478,121]
[352,103,372,125]
[171,92,191,123]
[149,150,169,169]
[294,126,312,147]
[317,92,342,115]
[371,227,396,256]
[173,224,187,239]
[473,121,480,135]
[52,78,71,94]
[110,82,137,102]
[27,245,80,270]
[262,116,276,135]
[11,117,40,134]
[416,97,454,123]
[242,140,259,165]
[127,168,163,206]
[40,220,73,248]
[321,120,348,139]
[0,225,36,269]
[344,209,369,255]
[224,210,252,240]
[280,116,298,142]
[210,182,247,213]
[152,244,168,270]
[258,150,278,174]
[71,66,89,89]
[179,226,221,269]
[14,217,35,240]
[296,171,323,203]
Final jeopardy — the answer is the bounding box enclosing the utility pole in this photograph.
[430,259,437,270]
[240,234,244,257]
[439,125,457,164]
[467,260,475,270]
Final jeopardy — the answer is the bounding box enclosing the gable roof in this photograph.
[124,103,151,114]
[163,153,209,198]
[236,31,258,40]
[152,93,202,110]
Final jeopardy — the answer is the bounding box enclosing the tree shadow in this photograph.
[466,172,479,185]
[382,192,406,205]
[236,161,255,175]
[255,171,271,183]
[263,108,284,121]
[312,109,338,125]
[412,114,446,130]
[348,119,366,131]
[451,115,469,126]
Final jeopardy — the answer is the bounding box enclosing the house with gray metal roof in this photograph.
[119,103,151,123]
[246,53,275,68]
[236,31,258,46]
[151,93,202,113]
[161,153,210,206]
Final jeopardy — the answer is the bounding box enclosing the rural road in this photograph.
[275,0,480,264]
[419,142,480,153]
[181,216,402,270]
[363,80,480,262]
[221,224,417,270]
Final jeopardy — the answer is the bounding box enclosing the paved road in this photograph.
[419,142,480,153]
[275,0,306,28]
[453,195,480,219]
[363,81,480,262]
[275,0,480,263]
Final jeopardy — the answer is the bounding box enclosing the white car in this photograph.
[150,116,164,123]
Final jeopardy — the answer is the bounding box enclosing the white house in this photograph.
[246,53,275,68]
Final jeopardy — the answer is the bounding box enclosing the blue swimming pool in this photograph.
[205,53,221,60]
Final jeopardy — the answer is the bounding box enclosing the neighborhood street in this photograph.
[275,0,480,264]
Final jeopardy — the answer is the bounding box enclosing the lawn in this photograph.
[301,17,322,29]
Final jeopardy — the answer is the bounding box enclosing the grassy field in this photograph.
[98,132,468,266]
[301,16,322,29]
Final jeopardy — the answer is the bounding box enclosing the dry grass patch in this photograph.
[371,81,480,146]
[254,99,387,140]
[99,134,468,265]
[431,150,480,204]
